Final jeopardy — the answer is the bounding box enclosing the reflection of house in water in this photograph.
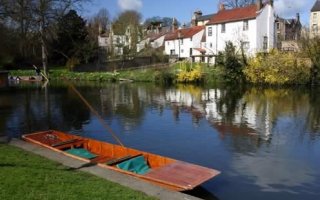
[202,89,273,141]
[98,85,274,141]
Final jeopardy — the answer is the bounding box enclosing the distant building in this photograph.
[310,0,320,38]
[98,25,138,56]
[137,18,178,52]
[275,14,301,51]
[191,10,215,26]
[164,26,205,61]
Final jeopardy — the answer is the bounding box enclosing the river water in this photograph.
[1,81,319,200]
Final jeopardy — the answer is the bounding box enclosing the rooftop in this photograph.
[207,5,258,25]
[165,26,204,41]
[311,0,320,12]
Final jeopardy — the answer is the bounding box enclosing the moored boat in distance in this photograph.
[22,130,220,191]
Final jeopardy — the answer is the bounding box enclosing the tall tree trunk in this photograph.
[40,18,48,77]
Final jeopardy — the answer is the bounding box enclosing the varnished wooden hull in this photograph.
[22,130,220,191]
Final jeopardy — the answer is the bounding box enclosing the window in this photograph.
[313,13,317,22]
[210,43,213,48]
[263,36,268,50]
[221,23,226,33]
[181,49,184,53]
[243,20,249,31]
[208,27,212,36]
[241,41,250,51]
[170,49,175,55]
[180,39,183,45]
[190,48,193,56]
[276,22,280,30]
[312,24,318,33]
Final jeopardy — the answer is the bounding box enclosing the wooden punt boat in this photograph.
[13,76,43,82]
[22,130,220,191]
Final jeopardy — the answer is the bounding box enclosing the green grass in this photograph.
[0,144,156,200]
[8,63,223,84]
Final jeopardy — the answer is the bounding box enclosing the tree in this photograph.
[88,8,110,37]
[300,36,320,85]
[32,0,90,76]
[112,11,142,55]
[144,16,180,28]
[0,0,90,74]
[53,10,88,68]
[220,0,256,8]
[223,42,245,82]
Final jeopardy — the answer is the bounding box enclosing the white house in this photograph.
[205,0,275,61]
[137,32,168,52]
[310,0,320,38]
[164,26,205,61]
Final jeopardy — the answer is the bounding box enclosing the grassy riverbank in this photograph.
[8,63,224,84]
[0,144,155,200]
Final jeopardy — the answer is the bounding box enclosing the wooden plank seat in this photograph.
[106,154,143,166]
[90,155,114,163]
[53,139,86,150]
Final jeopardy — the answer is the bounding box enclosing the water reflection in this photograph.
[1,82,320,199]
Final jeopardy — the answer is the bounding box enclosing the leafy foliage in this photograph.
[300,36,320,85]
[53,10,90,68]
[218,42,245,82]
[176,62,203,83]
[244,50,310,85]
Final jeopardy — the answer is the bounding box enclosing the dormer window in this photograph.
[243,20,249,31]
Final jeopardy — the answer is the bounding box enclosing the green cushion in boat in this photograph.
[64,148,97,159]
[117,155,150,175]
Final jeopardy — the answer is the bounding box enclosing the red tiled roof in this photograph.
[207,5,258,25]
[165,26,205,41]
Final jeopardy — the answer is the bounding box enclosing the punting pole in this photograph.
[68,82,125,147]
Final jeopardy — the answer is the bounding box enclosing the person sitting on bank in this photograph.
[33,65,41,76]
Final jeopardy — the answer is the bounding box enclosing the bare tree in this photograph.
[31,0,90,76]
[0,0,90,75]
[220,0,256,8]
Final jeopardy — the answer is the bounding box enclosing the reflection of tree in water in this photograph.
[215,84,247,124]
[99,84,149,129]
[306,87,320,138]
[61,87,91,130]
[0,93,14,137]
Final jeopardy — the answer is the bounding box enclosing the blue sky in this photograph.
[82,0,315,26]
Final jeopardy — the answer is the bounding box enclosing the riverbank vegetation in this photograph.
[0,144,155,200]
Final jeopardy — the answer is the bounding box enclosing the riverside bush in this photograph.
[244,50,310,85]
[176,62,203,83]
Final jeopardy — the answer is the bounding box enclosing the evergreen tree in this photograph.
[54,9,88,67]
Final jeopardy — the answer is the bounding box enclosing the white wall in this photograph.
[164,30,204,58]
[206,19,257,55]
[151,35,165,48]
[205,4,274,58]
[256,4,275,52]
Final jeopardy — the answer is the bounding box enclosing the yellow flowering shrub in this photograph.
[244,50,310,85]
[176,62,203,83]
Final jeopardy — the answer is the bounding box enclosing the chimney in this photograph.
[296,13,300,22]
[219,3,225,11]
[256,0,262,10]
[172,18,178,31]
[269,0,274,7]
[191,10,202,26]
